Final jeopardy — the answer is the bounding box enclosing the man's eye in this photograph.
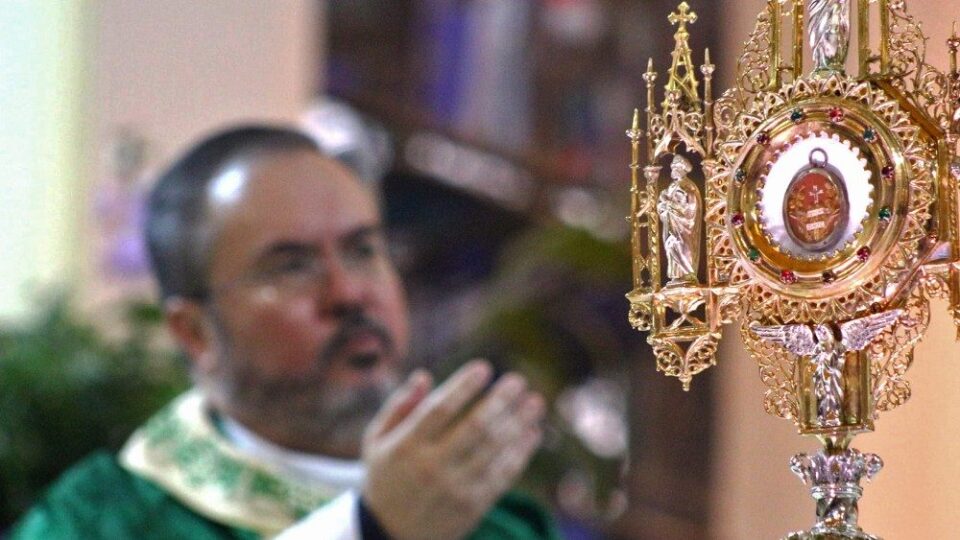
[342,240,387,271]
[353,242,377,258]
[264,257,315,277]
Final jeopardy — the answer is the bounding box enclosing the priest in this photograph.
[11,126,557,539]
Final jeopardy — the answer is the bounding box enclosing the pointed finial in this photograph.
[668,2,697,29]
[663,1,702,109]
[949,21,960,53]
[701,47,716,77]
[643,58,657,85]
[626,108,642,142]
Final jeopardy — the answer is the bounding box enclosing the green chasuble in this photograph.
[10,391,559,540]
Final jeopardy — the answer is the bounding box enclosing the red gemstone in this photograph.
[780,269,798,284]
[829,106,845,123]
[857,246,871,262]
[882,165,895,180]
[731,212,746,226]
[757,131,771,145]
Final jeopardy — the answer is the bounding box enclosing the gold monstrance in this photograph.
[626,1,960,538]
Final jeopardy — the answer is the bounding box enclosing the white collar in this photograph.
[220,415,366,492]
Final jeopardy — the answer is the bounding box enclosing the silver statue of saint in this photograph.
[753,310,901,427]
[657,155,702,285]
[808,0,851,73]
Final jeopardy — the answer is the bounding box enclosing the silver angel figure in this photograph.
[753,310,902,427]
[809,0,851,73]
[657,155,702,284]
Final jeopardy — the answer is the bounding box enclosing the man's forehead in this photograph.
[209,150,375,210]
[209,149,361,197]
[206,150,382,247]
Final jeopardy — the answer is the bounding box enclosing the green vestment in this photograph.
[10,391,558,539]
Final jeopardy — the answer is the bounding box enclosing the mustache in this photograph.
[320,311,395,364]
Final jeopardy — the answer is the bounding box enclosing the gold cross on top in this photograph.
[668,2,698,29]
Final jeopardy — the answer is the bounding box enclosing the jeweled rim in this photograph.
[757,132,872,261]
[713,75,933,315]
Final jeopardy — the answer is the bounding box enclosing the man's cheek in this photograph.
[246,299,319,340]
[239,321,326,374]
[379,283,410,352]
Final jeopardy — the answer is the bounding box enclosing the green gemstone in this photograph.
[879,206,892,220]
[790,109,804,123]
[735,168,746,183]
[864,127,877,142]
[748,247,761,262]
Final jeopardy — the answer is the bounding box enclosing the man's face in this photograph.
[195,150,409,458]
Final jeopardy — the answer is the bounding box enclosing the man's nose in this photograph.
[319,256,366,313]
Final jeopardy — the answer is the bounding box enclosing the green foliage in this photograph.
[0,297,188,527]
[467,225,634,390]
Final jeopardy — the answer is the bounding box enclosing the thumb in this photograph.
[366,369,432,440]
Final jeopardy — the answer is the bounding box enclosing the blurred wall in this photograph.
[710,1,960,538]
[81,0,321,309]
[0,0,322,320]
[90,0,320,169]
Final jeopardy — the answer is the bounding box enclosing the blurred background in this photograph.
[2,1,960,538]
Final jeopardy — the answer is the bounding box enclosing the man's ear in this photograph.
[164,297,218,375]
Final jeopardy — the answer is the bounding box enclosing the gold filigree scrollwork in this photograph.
[713,89,746,145]
[885,0,926,78]
[869,285,931,413]
[919,266,952,300]
[629,302,653,332]
[742,314,802,420]
[650,332,721,392]
[705,159,741,285]
[735,1,786,99]
[715,288,743,324]
[654,92,706,157]
[644,165,663,288]
[885,0,953,127]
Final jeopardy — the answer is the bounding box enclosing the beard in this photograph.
[204,309,404,457]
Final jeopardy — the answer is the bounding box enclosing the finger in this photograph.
[365,369,433,440]
[481,425,543,499]
[438,374,531,460]
[461,426,542,510]
[402,359,493,440]
[453,393,545,475]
